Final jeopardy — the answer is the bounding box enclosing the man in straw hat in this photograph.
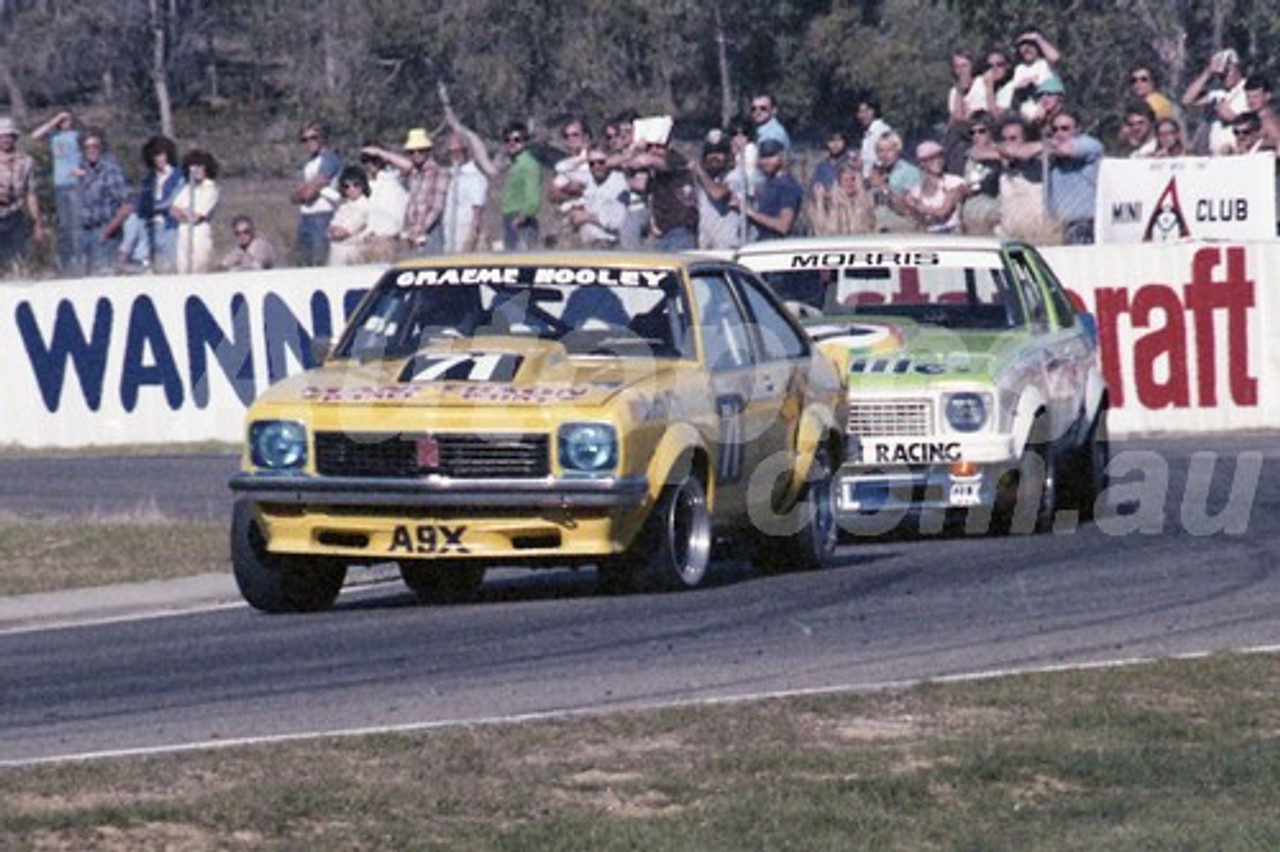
[364,127,448,256]
[0,115,45,275]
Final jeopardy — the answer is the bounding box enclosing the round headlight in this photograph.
[558,423,618,475]
[249,420,308,470]
[945,393,988,433]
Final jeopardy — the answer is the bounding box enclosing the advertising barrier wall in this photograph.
[1043,241,1279,435]
[1,242,1277,448]
[0,267,375,448]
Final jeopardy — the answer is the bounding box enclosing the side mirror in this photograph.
[309,336,333,366]
[784,300,823,320]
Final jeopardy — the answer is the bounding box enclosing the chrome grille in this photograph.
[315,432,550,479]
[848,400,934,436]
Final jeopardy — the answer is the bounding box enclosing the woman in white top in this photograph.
[904,140,967,233]
[327,166,371,266]
[171,149,220,273]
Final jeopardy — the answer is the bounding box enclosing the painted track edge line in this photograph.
[3,643,1278,769]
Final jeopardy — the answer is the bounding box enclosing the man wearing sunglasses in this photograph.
[749,93,790,154]
[1128,65,1176,122]
[1044,112,1103,245]
[290,121,341,267]
[219,214,278,272]
[499,121,542,251]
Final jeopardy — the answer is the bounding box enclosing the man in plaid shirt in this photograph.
[74,129,130,276]
[0,116,45,276]
[398,127,449,255]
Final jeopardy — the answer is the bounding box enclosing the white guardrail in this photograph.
[1,240,1277,448]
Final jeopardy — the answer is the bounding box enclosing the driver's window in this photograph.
[690,273,752,371]
[1007,252,1049,332]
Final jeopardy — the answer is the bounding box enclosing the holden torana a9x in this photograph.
[229,253,846,612]
[735,235,1108,536]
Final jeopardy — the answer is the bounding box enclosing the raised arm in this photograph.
[439,82,500,180]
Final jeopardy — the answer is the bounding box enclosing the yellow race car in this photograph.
[229,253,846,612]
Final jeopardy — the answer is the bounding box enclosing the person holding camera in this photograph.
[866,131,920,232]
[1182,48,1249,155]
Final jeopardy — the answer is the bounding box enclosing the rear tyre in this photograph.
[754,442,838,573]
[231,500,347,613]
[399,563,486,605]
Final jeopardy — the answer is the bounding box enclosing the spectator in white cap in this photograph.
[0,115,46,276]
[1182,48,1249,154]
[364,127,449,254]
[904,140,966,233]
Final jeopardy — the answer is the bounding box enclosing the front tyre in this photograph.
[608,474,712,593]
[231,500,347,613]
[996,435,1059,535]
[648,476,713,590]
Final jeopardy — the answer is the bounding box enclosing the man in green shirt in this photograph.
[500,121,542,250]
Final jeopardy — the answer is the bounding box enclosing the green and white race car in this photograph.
[735,235,1109,535]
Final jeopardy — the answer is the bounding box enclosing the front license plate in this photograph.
[388,523,470,555]
[949,482,981,507]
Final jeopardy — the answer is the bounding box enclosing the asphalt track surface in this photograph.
[1,433,1277,765]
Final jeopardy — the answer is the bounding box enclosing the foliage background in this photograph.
[3,0,1278,168]
[0,0,1277,271]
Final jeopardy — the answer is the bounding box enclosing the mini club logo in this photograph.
[1143,177,1191,242]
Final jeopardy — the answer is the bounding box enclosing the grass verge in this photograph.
[0,518,227,596]
[1,653,1277,851]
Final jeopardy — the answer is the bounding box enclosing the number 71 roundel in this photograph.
[400,353,523,383]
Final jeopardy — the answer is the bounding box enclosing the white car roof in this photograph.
[734,234,1022,259]
[734,235,1019,272]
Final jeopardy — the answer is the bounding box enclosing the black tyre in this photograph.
[754,442,838,573]
[1071,404,1110,521]
[996,434,1059,535]
[231,500,347,613]
[399,562,486,604]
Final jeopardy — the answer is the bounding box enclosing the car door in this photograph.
[1028,246,1093,428]
[729,270,815,509]
[687,270,765,521]
[1006,246,1084,442]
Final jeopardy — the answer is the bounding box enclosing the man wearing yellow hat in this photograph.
[365,127,449,255]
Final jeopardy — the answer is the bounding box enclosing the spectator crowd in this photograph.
[1,30,1278,279]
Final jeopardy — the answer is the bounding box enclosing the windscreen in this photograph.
[754,249,1018,330]
[334,265,693,359]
